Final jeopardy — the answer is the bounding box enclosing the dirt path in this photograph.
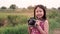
[53,28,60,34]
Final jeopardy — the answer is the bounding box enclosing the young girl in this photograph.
[28,5,49,34]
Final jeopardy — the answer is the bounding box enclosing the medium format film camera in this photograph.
[28,17,36,26]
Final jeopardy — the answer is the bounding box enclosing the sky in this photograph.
[0,0,60,8]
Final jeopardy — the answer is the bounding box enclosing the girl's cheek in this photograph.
[42,12,44,16]
[35,13,38,16]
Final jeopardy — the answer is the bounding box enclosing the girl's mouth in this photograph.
[37,14,42,17]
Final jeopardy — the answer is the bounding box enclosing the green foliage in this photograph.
[7,15,19,26]
[0,24,28,34]
[7,15,28,26]
[0,9,60,34]
[47,10,58,18]
[0,18,8,27]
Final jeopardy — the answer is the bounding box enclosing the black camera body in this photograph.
[28,17,36,26]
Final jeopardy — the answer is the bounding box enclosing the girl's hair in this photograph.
[34,5,46,20]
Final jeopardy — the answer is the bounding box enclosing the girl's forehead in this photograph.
[35,7,43,11]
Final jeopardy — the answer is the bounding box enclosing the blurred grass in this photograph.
[0,9,60,34]
[0,24,28,34]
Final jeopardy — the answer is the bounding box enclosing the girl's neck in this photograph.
[36,17,43,20]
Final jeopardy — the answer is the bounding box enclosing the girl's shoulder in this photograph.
[44,19,49,25]
[42,18,48,23]
[44,18,48,22]
[45,19,48,22]
[44,19,48,24]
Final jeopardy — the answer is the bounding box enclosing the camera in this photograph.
[28,17,36,26]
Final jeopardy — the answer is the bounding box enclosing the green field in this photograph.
[0,9,60,34]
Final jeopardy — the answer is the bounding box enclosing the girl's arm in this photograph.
[36,20,49,34]
[44,20,49,34]
[28,25,32,34]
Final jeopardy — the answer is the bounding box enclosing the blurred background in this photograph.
[0,0,60,34]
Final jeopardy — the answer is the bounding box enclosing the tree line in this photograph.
[0,4,60,10]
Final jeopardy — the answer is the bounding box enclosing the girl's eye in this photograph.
[37,11,38,12]
[36,11,38,13]
[39,11,42,12]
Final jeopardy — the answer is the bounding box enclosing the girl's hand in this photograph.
[30,26,33,29]
[29,25,33,29]
[35,20,40,26]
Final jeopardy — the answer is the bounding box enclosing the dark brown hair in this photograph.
[34,5,46,20]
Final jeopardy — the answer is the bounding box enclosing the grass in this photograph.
[0,12,33,18]
[0,9,60,34]
[0,24,28,34]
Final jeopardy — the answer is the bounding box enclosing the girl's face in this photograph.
[35,7,44,19]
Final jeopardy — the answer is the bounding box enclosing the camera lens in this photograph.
[28,17,36,26]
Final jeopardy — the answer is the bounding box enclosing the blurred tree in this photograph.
[58,7,60,10]
[9,4,17,9]
[51,7,56,10]
[1,6,7,9]
[45,6,47,9]
[27,6,34,9]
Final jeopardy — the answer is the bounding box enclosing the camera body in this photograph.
[28,17,36,26]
